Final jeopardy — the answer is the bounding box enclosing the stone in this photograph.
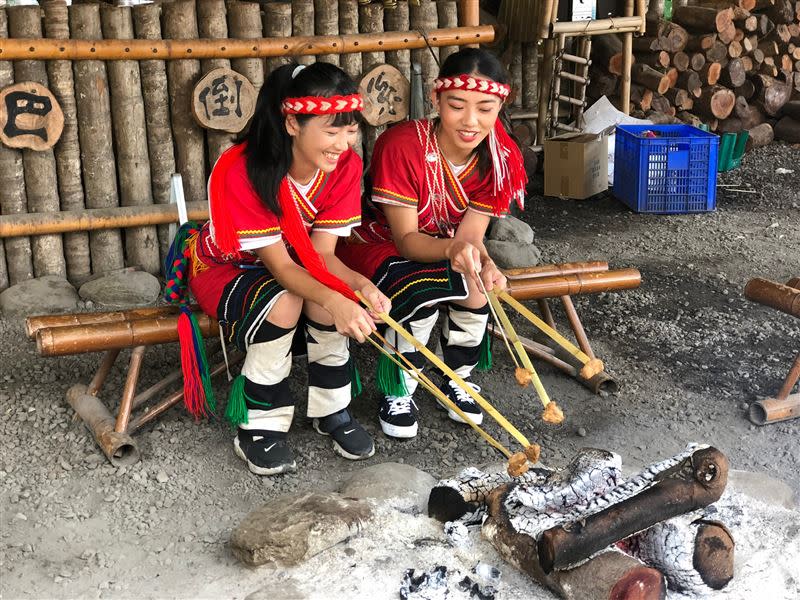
[488,216,534,245]
[485,240,542,270]
[0,276,79,318]
[338,462,437,512]
[230,492,373,567]
[727,469,797,510]
[78,271,161,309]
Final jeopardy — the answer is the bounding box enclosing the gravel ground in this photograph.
[1,142,798,599]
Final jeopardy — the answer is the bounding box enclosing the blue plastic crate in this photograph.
[612,124,719,214]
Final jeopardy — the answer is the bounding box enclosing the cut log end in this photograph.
[609,567,668,600]
[693,521,735,590]
[427,485,475,522]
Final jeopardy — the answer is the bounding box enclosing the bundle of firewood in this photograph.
[587,0,800,149]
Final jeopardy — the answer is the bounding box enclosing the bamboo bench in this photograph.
[26,262,640,465]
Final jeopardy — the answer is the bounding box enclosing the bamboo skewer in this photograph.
[487,293,565,426]
[355,292,536,454]
[498,290,605,380]
[362,331,513,459]
[475,270,520,370]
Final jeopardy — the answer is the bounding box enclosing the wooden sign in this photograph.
[0,82,64,152]
[359,64,410,127]
[192,68,257,133]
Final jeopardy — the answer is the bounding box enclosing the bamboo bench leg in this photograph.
[560,295,596,359]
[115,346,146,433]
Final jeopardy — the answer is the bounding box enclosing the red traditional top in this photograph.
[340,119,507,277]
[199,146,363,264]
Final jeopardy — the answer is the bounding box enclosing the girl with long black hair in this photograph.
[337,48,526,439]
[171,62,390,476]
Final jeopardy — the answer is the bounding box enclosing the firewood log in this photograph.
[645,110,682,123]
[633,36,663,52]
[631,83,655,110]
[594,34,628,75]
[699,61,723,84]
[666,67,680,88]
[728,39,744,57]
[651,93,672,113]
[634,50,671,68]
[719,23,738,43]
[767,0,796,24]
[752,72,793,113]
[632,63,672,93]
[720,57,748,87]
[686,33,717,52]
[735,96,768,126]
[673,6,735,33]
[745,121,774,149]
[706,40,729,62]
[588,66,620,99]
[677,110,705,126]
[780,99,800,119]
[673,51,691,71]
[740,56,755,71]
[691,52,707,71]
[774,115,800,140]
[735,78,757,99]
[678,69,704,96]
[695,84,737,118]
[666,86,694,109]
[717,117,745,131]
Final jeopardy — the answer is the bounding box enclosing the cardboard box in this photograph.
[544,133,609,199]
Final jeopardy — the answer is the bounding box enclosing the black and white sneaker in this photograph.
[378,395,419,439]
[313,408,375,460]
[437,379,484,425]
[233,429,296,476]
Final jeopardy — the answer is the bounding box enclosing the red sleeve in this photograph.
[370,121,422,209]
[222,158,282,251]
[313,149,363,237]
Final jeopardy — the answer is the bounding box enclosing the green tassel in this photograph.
[349,357,363,399]
[375,352,408,397]
[224,375,248,427]
[477,330,492,371]
[189,312,216,414]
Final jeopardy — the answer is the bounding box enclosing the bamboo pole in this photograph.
[437,0,459,63]
[0,7,32,286]
[43,0,90,284]
[0,27,496,62]
[0,239,6,291]
[291,0,315,66]
[410,0,439,116]
[314,0,339,66]
[359,1,385,159]
[8,6,66,279]
[71,3,124,274]
[196,0,235,166]
[101,5,159,276]
[621,1,635,115]
[550,16,645,35]
[0,202,210,238]
[264,1,293,75]
[507,269,642,299]
[227,1,265,95]
[460,0,480,48]
[338,0,361,79]
[502,261,608,279]
[132,3,177,271]
[162,0,207,205]
[384,0,411,82]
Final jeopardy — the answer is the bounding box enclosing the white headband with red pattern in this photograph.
[433,75,511,100]
[281,94,364,115]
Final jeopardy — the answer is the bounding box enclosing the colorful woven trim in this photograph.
[434,75,511,100]
[281,94,364,115]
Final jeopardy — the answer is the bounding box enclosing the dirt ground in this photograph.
[1,142,798,599]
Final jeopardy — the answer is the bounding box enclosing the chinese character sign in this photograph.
[0,82,64,152]
[358,64,409,127]
[192,68,256,134]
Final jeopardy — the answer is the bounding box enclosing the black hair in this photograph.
[436,48,511,178]
[238,61,362,216]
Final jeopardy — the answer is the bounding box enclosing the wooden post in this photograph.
[437,0,459,64]
[43,0,90,285]
[314,0,339,66]
[384,0,411,83]
[132,3,177,271]
[196,0,235,165]
[101,5,160,276]
[291,0,315,66]
[227,1,265,95]
[71,3,125,273]
[409,0,439,116]
[0,7,32,287]
[338,0,361,79]
[7,6,66,279]
[621,0,635,114]
[510,42,524,109]
[359,1,386,161]
[460,0,480,48]
[264,1,293,76]
[522,41,538,111]
[162,0,207,204]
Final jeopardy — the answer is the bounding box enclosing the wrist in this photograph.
[320,289,342,314]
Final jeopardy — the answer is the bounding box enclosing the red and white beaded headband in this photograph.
[281,94,364,115]
[433,75,510,100]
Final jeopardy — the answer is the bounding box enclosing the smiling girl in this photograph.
[175,62,390,475]
[337,48,526,439]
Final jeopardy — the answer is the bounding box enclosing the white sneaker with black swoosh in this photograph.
[313,408,375,460]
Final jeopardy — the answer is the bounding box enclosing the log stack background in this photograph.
[0,0,475,291]
[587,0,800,150]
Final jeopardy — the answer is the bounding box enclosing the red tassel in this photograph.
[277,178,360,303]
[209,144,247,256]
[177,311,207,419]
[493,119,528,213]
